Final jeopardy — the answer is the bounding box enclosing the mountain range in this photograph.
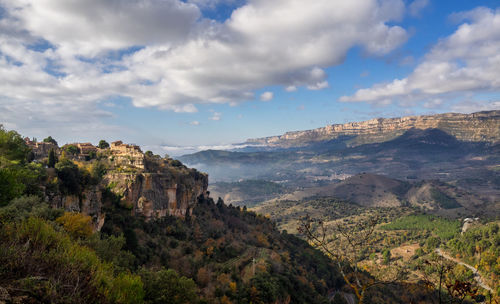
[179,111,500,217]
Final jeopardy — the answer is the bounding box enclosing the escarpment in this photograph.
[247,110,500,148]
[105,169,208,219]
[39,140,208,230]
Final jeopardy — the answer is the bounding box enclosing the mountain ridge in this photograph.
[246,110,500,148]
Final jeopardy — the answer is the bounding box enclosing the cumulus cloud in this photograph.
[408,0,429,17]
[260,91,273,102]
[4,0,201,56]
[0,0,408,135]
[340,7,500,111]
[190,120,200,125]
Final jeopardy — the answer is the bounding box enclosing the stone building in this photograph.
[24,137,58,159]
[110,140,145,169]
[76,143,97,155]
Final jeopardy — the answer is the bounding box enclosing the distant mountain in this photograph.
[179,112,500,214]
[246,110,500,148]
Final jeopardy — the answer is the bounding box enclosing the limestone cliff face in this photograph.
[247,110,500,148]
[105,169,208,220]
[48,187,106,231]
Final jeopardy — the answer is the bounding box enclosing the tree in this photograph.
[56,212,93,239]
[145,151,154,157]
[139,268,198,304]
[48,148,57,168]
[55,159,81,194]
[64,145,80,155]
[0,125,30,163]
[299,215,406,303]
[98,140,109,149]
[382,249,391,265]
[418,255,480,304]
[43,136,58,146]
[0,167,24,206]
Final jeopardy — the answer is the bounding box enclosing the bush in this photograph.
[55,159,81,194]
[139,268,198,304]
[56,212,93,239]
[0,195,63,223]
[98,140,110,149]
[0,217,144,303]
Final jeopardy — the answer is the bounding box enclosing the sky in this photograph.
[0,0,499,156]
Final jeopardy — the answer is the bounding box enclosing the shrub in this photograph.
[0,217,144,303]
[139,268,198,304]
[56,212,93,239]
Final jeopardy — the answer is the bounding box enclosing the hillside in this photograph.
[0,125,347,303]
[180,125,500,213]
[247,110,500,148]
[209,180,288,207]
[254,173,495,217]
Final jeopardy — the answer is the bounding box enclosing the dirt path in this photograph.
[435,248,493,292]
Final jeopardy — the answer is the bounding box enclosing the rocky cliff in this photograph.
[45,145,208,230]
[246,110,500,148]
[105,169,208,219]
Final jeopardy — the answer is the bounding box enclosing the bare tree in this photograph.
[298,215,406,303]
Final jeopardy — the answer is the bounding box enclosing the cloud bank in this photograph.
[0,0,408,136]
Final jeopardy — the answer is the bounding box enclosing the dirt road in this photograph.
[435,248,493,292]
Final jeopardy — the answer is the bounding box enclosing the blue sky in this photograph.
[0,0,499,155]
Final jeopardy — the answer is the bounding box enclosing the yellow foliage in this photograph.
[56,212,93,239]
[229,281,237,293]
[256,232,270,247]
[220,295,232,304]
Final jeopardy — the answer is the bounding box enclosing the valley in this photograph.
[180,110,500,302]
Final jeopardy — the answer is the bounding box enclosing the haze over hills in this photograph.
[179,110,500,217]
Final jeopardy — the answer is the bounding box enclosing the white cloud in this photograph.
[451,100,500,113]
[0,0,408,134]
[209,112,222,121]
[408,0,429,17]
[260,91,273,102]
[340,7,500,112]
[285,85,297,92]
[190,120,200,125]
[4,0,200,56]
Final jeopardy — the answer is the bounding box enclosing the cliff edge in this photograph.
[246,110,500,148]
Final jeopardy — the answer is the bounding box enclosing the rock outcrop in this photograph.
[105,169,208,219]
[246,110,500,148]
[44,141,208,230]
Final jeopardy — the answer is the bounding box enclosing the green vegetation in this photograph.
[43,135,58,145]
[381,214,461,240]
[48,148,57,168]
[430,188,461,209]
[64,144,80,156]
[98,140,110,149]
[0,125,344,303]
[445,222,500,293]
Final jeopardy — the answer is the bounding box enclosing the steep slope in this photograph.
[0,127,345,303]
